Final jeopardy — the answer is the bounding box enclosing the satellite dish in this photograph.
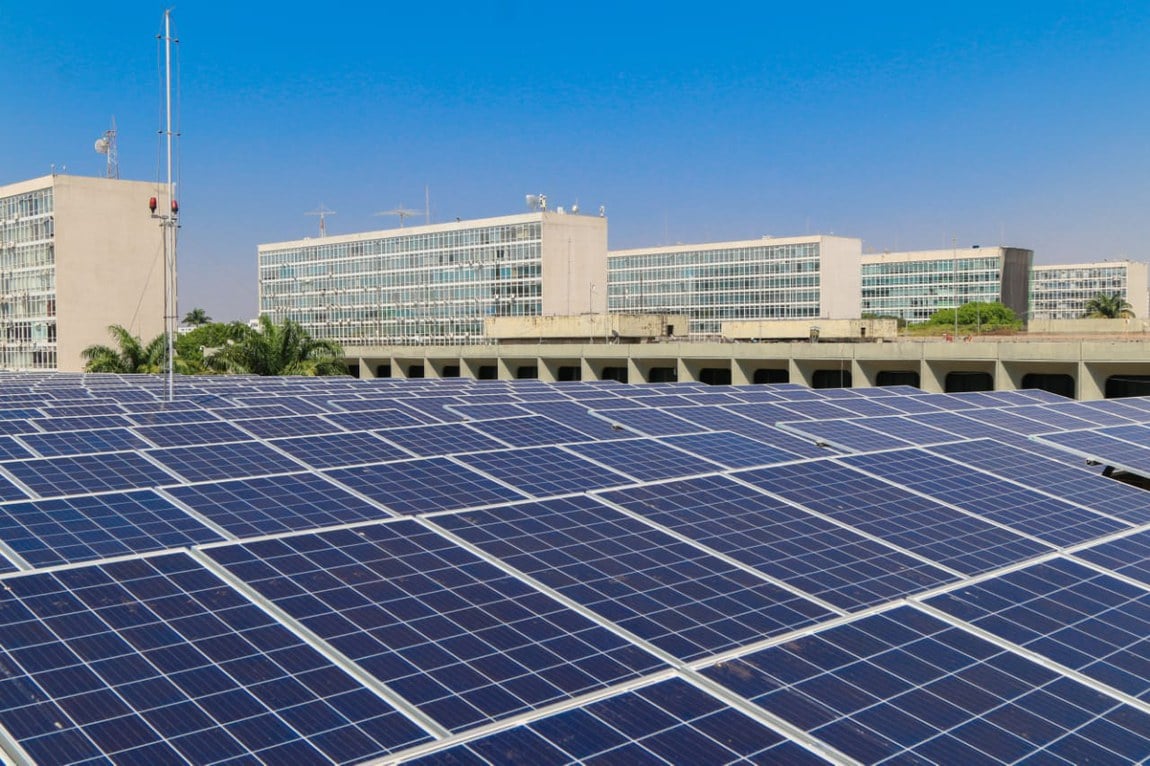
[525,194,539,210]
[94,137,109,154]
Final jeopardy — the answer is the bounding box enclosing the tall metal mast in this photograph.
[158,10,179,401]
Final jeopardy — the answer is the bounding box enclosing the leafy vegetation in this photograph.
[919,302,1022,334]
[1082,292,1134,319]
[203,315,347,376]
[84,318,348,377]
[182,307,212,326]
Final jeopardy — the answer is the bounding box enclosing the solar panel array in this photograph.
[0,372,1148,764]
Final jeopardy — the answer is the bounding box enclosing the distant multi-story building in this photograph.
[0,175,164,371]
[607,235,862,336]
[861,246,1033,324]
[1030,261,1149,320]
[258,211,607,346]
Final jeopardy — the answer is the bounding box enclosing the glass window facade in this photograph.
[607,241,823,336]
[861,254,1003,323]
[259,221,544,345]
[0,187,57,370]
[1030,264,1134,320]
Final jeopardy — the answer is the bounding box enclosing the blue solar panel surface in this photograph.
[0,374,1146,764]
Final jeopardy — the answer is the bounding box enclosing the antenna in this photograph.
[306,204,336,237]
[94,117,119,179]
[375,206,421,227]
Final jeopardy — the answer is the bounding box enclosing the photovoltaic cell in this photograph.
[599,475,957,611]
[455,447,636,498]
[270,431,413,469]
[559,438,722,482]
[0,553,432,764]
[434,495,832,660]
[372,423,509,457]
[133,420,255,448]
[0,490,222,567]
[165,473,393,537]
[231,414,349,439]
[322,409,429,431]
[31,414,134,433]
[841,449,1130,547]
[0,436,35,460]
[325,457,527,514]
[465,415,595,447]
[1075,529,1150,587]
[3,453,175,498]
[205,522,665,732]
[517,402,636,440]
[776,419,910,452]
[735,460,1053,575]
[18,428,151,458]
[404,677,827,765]
[146,441,305,483]
[658,431,802,469]
[1035,429,1150,478]
[929,558,1150,702]
[702,605,1150,764]
[589,408,704,438]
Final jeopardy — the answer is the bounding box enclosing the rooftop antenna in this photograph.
[376,205,421,227]
[94,117,119,179]
[425,185,430,225]
[150,11,179,402]
[306,204,336,237]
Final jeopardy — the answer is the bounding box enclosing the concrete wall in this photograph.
[540,213,608,316]
[53,175,166,372]
[486,313,689,341]
[344,337,1150,400]
[820,236,863,319]
[722,318,897,341]
[1028,318,1150,334]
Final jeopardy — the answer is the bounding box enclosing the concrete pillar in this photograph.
[1079,361,1105,400]
[628,357,642,384]
[731,358,751,385]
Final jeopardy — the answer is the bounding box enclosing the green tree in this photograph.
[175,321,250,370]
[925,302,1021,331]
[1082,292,1134,319]
[182,307,212,326]
[82,325,192,373]
[205,315,347,376]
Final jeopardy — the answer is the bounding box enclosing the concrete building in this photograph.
[258,211,607,346]
[607,235,862,337]
[0,175,165,372]
[861,246,1033,324]
[1030,260,1149,320]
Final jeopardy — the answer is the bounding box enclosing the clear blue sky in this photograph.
[3,2,1148,321]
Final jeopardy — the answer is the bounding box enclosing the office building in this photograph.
[0,174,165,372]
[1030,260,1149,320]
[861,246,1033,323]
[258,211,607,346]
[607,235,862,336]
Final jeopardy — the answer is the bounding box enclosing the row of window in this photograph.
[0,188,52,225]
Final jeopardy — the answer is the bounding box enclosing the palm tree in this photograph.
[205,315,347,376]
[1082,292,1135,319]
[82,325,184,373]
[183,307,212,326]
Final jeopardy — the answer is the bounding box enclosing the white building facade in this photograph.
[861,246,1033,324]
[258,211,607,346]
[607,235,862,337]
[1030,261,1149,320]
[0,175,165,371]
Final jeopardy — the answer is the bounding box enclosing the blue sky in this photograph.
[2,2,1149,320]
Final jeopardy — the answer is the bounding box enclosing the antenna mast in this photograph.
[376,206,421,227]
[306,204,336,237]
[151,11,180,402]
[94,117,119,179]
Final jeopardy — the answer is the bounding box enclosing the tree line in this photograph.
[82,312,347,376]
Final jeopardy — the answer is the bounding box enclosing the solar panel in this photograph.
[270,431,413,469]
[465,415,595,447]
[231,414,349,439]
[0,490,223,567]
[1035,429,1150,478]
[321,409,429,431]
[324,457,527,514]
[929,557,1150,701]
[0,552,432,763]
[702,604,1150,764]
[401,676,829,765]
[145,441,305,483]
[204,522,665,732]
[735,460,1053,575]
[657,431,803,469]
[17,427,151,458]
[599,475,957,610]
[372,422,509,457]
[433,495,832,660]
[164,473,393,536]
[133,420,254,447]
[775,418,911,452]
[841,449,1131,547]
[2,453,175,498]
[455,446,636,497]
[589,408,704,437]
[562,438,723,482]
[30,414,133,432]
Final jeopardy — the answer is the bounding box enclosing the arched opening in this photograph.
[945,371,993,392]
